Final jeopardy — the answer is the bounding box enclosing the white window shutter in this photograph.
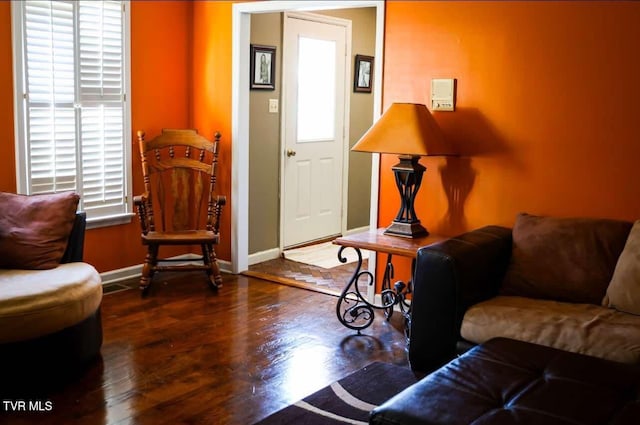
[79,1,123,100]
[81,105,125,213]
[78,0,126,215]
[17,0,130,221]
[24,1,77,194]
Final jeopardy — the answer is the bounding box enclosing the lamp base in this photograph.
[384,220,429,238]
[384,155,429,239]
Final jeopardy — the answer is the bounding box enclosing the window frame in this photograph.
[11,0,133,229]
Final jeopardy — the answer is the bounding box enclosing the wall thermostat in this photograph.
[431,78,456,111]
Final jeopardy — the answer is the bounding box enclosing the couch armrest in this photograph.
[61,212,87,263]
[408,225,512,373]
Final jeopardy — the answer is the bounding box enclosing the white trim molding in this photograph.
[100,254,233,285]
[248,248,281,266]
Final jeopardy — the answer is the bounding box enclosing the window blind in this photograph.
[16,0,130,220]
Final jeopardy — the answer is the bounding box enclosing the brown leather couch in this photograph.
[407,214,640,373]
[371,214,640,424]
[371,337,640,425]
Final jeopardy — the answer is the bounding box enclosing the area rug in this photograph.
[283,242,370,269]
[254,361,420,425]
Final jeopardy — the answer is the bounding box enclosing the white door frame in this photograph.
[231,1,384,274]
[280,11,352,250]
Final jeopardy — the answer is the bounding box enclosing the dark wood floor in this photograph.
[3,271,409,425]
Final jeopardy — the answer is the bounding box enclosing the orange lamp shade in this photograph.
[351,103,455,156]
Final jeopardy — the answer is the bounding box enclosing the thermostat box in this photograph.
[431,78,456,111]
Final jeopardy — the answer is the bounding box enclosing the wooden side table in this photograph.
[333,229,445,336]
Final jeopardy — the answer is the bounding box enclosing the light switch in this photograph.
[431,79,456,111]
[269,99,279,113]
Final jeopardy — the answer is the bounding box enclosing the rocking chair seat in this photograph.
[142,230,220,246]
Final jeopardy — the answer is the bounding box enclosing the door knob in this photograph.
[286,149,297,157]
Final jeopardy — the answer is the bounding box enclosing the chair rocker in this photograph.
[134,129,226,296]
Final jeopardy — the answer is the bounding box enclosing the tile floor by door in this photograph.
[246,249,372,298]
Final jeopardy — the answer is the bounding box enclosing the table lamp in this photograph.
[352,103,456,238]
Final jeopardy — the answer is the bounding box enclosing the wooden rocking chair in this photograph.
[134,129,226,295]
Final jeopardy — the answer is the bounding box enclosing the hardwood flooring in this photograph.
[2,271,408,425]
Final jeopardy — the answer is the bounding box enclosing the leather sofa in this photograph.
[407,213,640,373]
[371,337,640,425]
[0,211,103,395]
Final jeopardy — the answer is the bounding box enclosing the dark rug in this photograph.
[254,362,421,424]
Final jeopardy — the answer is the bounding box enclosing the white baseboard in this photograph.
[100,263,145,285]
[344,226,370,236]
[218,259,232,274]
[101,253,234,285]
[248,247,281,266]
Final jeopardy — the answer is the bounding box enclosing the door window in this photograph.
[296,36,336,143]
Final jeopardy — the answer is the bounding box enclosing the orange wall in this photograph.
[4,1,639,278]
[0,2,16,193]
[0,1,194,272]
[380,1,640,282]
[191,1,234,262]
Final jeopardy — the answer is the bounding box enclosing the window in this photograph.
[296,36,336,142]
[12,0,132,226]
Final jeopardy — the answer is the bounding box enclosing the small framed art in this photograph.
[250,44,276,90]
[353,54,374,93]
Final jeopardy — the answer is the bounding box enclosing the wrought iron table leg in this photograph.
[381,253,395,320]
[396,257,417,342]
[335,247,411,335]
[335,246,376,333]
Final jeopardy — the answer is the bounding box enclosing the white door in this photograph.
[282,14,348,248]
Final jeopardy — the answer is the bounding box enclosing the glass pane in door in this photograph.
[296,36,336,142]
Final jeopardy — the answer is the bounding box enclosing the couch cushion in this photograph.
[461,295,640,364]
[0,263,102,343]
[604,220,640,315]
[371,338,640,425]
[0,191,80,270]
[501,213,632,304]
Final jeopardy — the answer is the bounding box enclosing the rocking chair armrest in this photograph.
[212,195,226,234]
[133,194,146,205]
[134,194,150,234]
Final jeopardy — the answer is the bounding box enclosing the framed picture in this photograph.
[250,44,276,90]
[353,54,374,93]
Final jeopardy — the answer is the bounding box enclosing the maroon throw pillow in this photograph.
[501,213,632,304]
[0,192,80,270]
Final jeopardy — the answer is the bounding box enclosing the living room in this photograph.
[1,1,639,424]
